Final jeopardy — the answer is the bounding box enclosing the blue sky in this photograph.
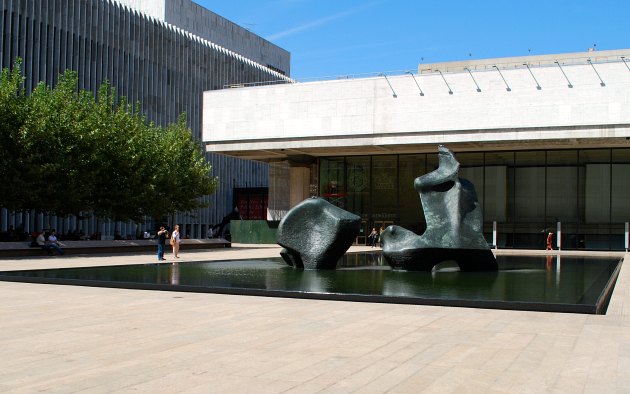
[199,0,630,80]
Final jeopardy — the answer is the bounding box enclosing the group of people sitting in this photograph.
[33,229,64,255]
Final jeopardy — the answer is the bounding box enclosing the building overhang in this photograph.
[203,51,630,161]
[205,125,630,161]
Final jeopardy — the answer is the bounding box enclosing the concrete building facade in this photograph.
[203,49,630,249]
[114,0,289,75]
[0,0,291,238]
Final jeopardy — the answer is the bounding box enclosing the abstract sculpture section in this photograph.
[277,197,361,269]
[381,145,498,271]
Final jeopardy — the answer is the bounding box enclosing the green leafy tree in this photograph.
[21,71,98,215]
[0,64,219,221]
[142,114,219,219]
[88,88,152,220]
[0,60,27,210]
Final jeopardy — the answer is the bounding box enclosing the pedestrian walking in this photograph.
[546,232,553,250]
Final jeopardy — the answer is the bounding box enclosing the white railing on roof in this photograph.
[224,79,296,89]
[221,55,630,90]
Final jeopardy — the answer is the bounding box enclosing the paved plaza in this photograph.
[1,245,629,393]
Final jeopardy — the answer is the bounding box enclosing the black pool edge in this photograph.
[594,257,624,315]
[0,274,601,315]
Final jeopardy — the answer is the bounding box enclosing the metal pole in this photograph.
[523,63,542,90]
[587,59,606,86]
[492,221,497,249]
[556,221,562,250]
[621,56,630,72]
[554,61,573,88]
[434,70,453,94]
[464,67,482,92]
[379,73,397,98]
[405,71,424,96]
[492,65,511,91]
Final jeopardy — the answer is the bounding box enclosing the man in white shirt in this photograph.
[36,231,52,255]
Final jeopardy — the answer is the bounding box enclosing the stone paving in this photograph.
[1,245,629,393]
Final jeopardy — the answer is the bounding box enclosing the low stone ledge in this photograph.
[0,239,231,257]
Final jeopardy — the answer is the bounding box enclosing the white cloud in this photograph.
[267,1,382,41]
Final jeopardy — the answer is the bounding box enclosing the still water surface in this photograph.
[0,253,620,313]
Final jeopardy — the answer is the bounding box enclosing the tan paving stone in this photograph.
[491,370,550,393]
[551,375,588,393]
[1,247,629,392]
[481,348,522,373]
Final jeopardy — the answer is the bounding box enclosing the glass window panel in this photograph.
[458,152,490,244]
[612,149,630,224]
[458,152,485,216]
[580,149,612,164]
[579,149,611,250]
[484,151,514,247]
[319,157,345,207]
[398,154,425,233]
[546,151,577,248]
[612,148,630,163]
[484,166,507,222]
[514,151,545,223]
[484,151,515,166]
[514,151,546,248]
[345,156,370,217]
[371,156,398,225]
[513,167,546,247]
[546,151,577,223]
[610,164,630,223]
[546,150,577,165]
[582,151,611,224]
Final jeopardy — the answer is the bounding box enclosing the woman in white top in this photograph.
[171,224,181,258]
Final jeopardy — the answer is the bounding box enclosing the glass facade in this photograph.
[319,148,630,250]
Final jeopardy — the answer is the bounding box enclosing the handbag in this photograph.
[170,237,175,246]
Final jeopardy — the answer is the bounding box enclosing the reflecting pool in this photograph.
[0,253,621,314]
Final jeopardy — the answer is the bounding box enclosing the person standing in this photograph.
[546,232,554,250]
[157,226,168,261]
[368,228,378,247]
[171,224,181,259]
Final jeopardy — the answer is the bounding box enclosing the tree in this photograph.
[142,114,218,219]
[0,63,219,221]
[20,71,98,215]
[0,60,27,210]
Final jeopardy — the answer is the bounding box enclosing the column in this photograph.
[289,166,311,208]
